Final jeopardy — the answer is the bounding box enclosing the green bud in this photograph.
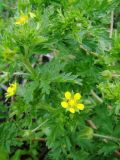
[79,127,93,139]
[101,70,112,79]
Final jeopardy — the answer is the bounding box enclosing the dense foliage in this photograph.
[0,0,120,159]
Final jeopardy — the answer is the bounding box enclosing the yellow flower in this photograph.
[15,15,28,25]
[6,82,17,98]
[61,91,85,113]
[29,12,36,18]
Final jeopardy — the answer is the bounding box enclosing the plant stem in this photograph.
[93,133,120,142]
[22,57,37,80]
[32,119,49,133]
[109,10,114,38]
[17,137,46,142]
[86,119,97,130]
[91,90,103,103]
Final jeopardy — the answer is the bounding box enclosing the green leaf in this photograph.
[0,147,8,160]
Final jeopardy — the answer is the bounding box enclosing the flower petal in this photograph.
[69,108,75,113]
[65,91,71,100]
[77,104,85,110]
[6,82,17,98]
[61,101,68,108]
[74,93,81,100]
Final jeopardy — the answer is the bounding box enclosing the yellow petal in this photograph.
[6,82,17,98]
[74,93,81,100]
[61,101,68,108]
[69,108,75,113]
[6,91,14,97]
[65,91,71,100]
[15,15,28,25]
[77,104,85,110]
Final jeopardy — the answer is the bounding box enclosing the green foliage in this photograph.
[0,0,120,159]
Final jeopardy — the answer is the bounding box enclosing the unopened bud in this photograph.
[101,70,112,79]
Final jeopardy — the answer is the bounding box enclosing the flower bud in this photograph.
[101,70,112,79]
[79,127,93,139]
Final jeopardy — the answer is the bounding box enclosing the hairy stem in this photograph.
[109,10,114,38]
[93,133,120,142]
[91,90,103,103]
[32,119,49,133]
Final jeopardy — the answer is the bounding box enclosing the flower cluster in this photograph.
[15,15,28,25]
[61,91,85,113]
[15,12,36,25]
[6,82,17,98]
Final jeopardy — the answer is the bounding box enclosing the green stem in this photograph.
[93,133,120,142]
[31,119,48,133]
[22,57,37,80]
[91,90,103,103]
